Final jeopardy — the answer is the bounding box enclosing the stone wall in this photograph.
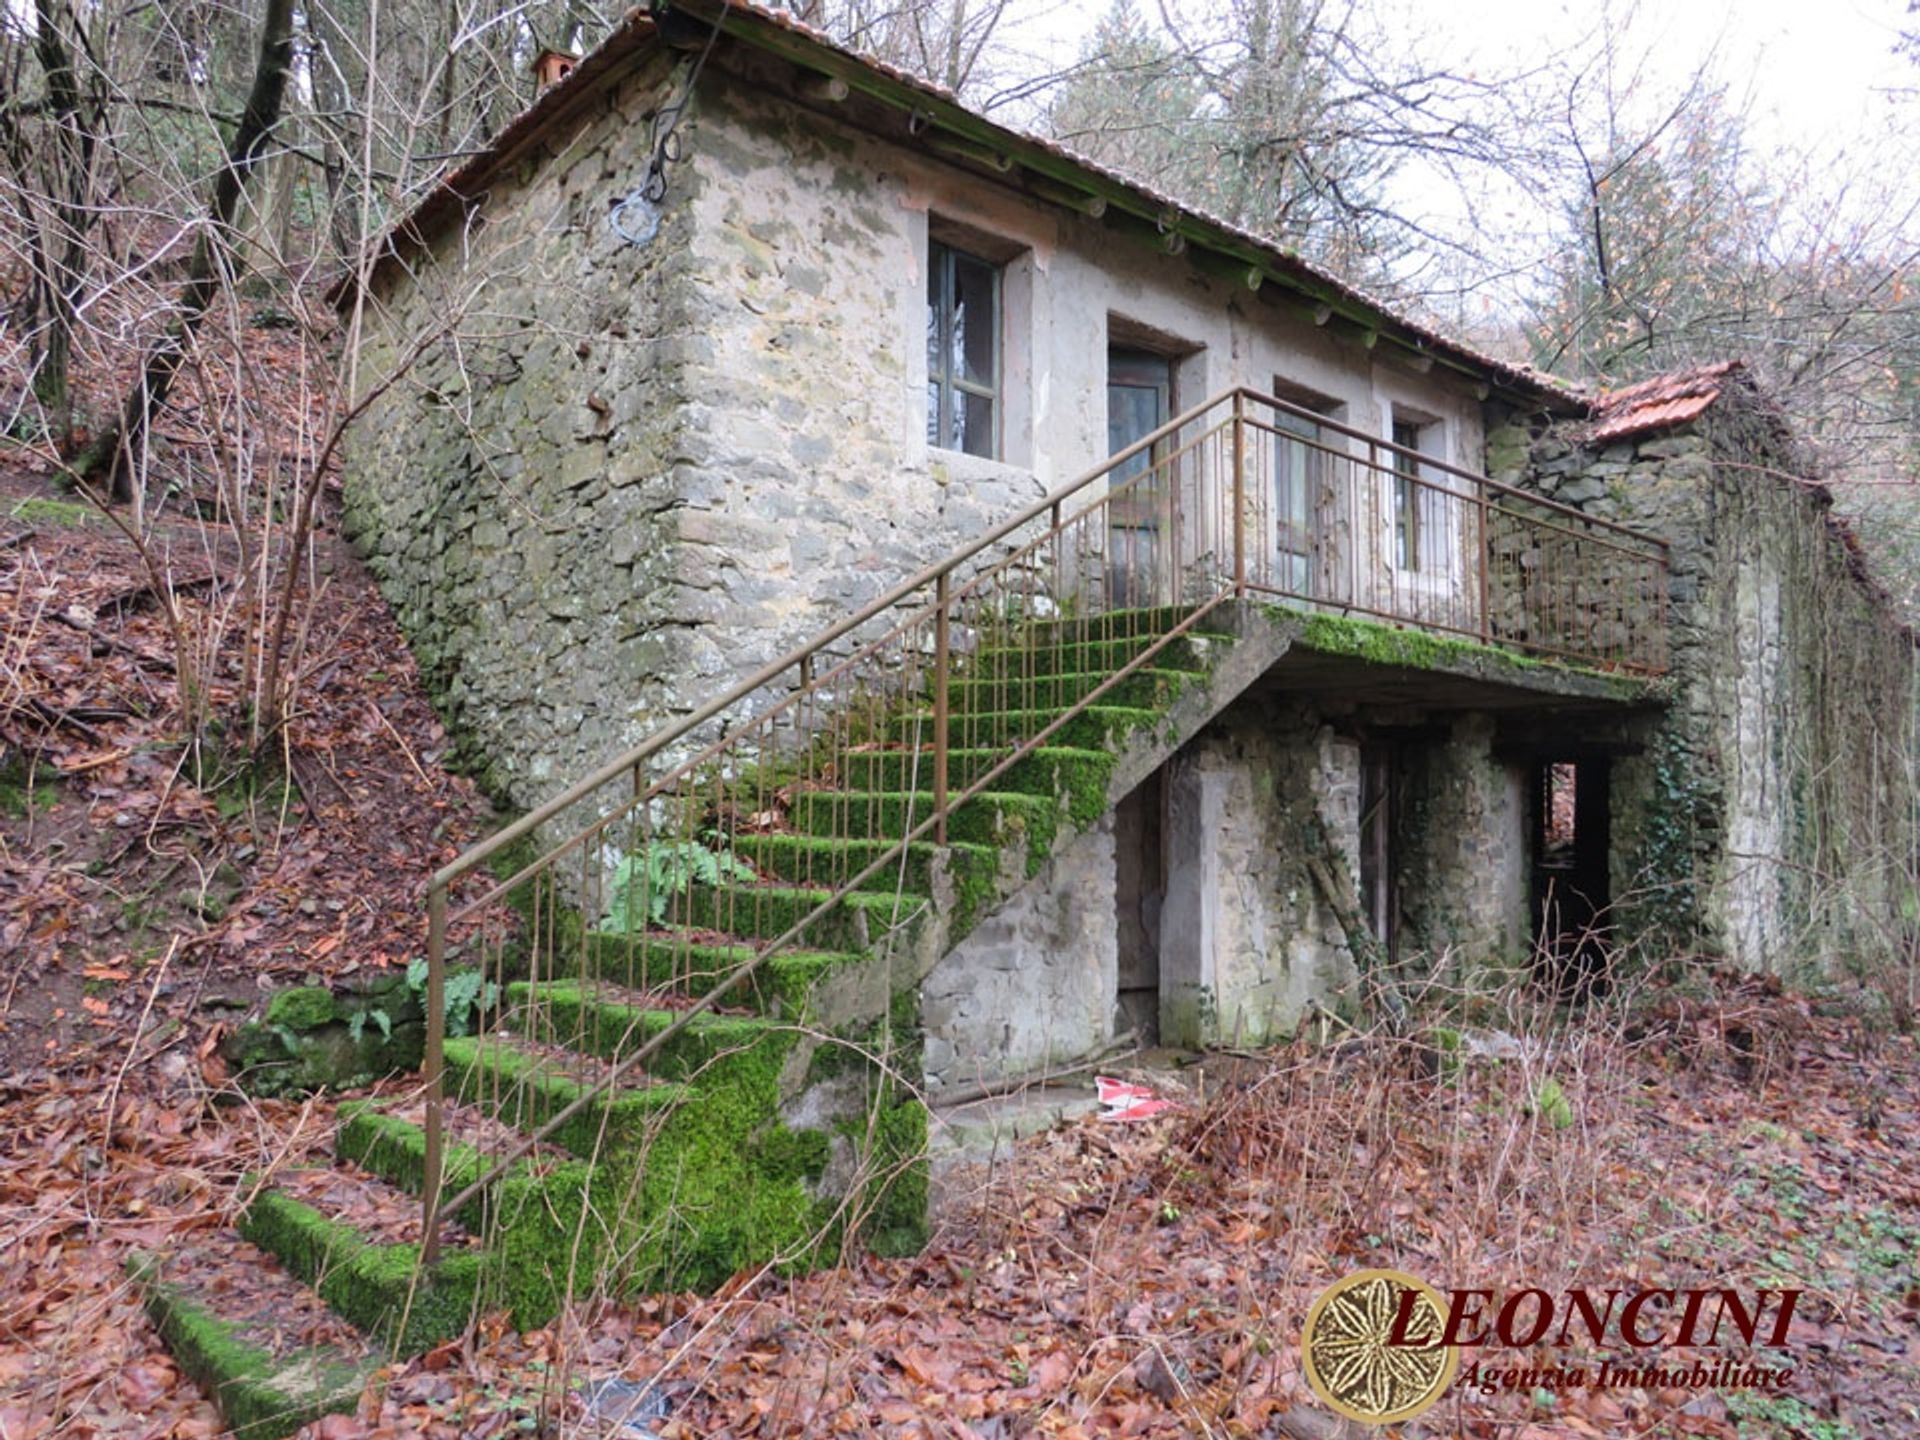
[342,53,692,808]
[1395,714,1530,965]
[1160,705,1365,1046]
[918,818,1118,1094]
[1489,391,1918,977]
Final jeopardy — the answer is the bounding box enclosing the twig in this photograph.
[931,1031,1141,1110]
[21,694,113,742]
[370,700,432,788]
[55,745,132,774]
[99,934,180,1161]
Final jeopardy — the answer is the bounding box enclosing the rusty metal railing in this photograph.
[1232,387,1668,669]
[414,388,1668,1260]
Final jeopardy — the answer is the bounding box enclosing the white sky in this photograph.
[993,0,1917,155]
[984,0,1920,322]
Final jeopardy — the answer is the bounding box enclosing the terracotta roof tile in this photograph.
[1586,360,1745,444]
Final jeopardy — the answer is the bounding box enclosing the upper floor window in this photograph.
[1391,414,1433,571]
[926,239,1000,458]
[1272,380,1345,596]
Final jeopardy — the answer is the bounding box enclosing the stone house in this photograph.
[340,0,1917,1105]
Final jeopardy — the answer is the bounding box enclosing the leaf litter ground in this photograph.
[2,434,1918,1437]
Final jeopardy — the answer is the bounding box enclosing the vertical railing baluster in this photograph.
[1478,489,1492,643]
[1232,390,1247,597]
[421,881,447,1265]
[933,569,950,846]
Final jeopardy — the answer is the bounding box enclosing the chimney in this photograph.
[531,47,579,93]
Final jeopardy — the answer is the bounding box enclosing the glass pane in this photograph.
[926,381,942,448]
[961,391,994,458]
[926,248,945,378]
[1277,436,1313,529]
[954,254,996,387]
[1107,383,1162,485]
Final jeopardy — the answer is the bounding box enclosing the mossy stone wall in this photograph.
[1489,392,1917,977]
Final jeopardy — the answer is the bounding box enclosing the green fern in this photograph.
[601,840,759,933]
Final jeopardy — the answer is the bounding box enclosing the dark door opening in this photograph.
[1358,744,1398,959]
[1114,766,1166,1045]
[1531,759,1612,991]
[1107,348,1172,608]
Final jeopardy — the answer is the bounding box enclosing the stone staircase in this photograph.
[133,603,1298,1439]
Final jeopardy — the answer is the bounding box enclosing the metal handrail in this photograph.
[416,386,1672,1260]
[427,390,1229,896]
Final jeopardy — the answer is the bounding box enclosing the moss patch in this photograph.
[266,987,335,1031]
[1293,611,1648,698]
[9,495,97,528]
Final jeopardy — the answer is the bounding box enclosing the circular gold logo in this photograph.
[1301,1269,1459,1425]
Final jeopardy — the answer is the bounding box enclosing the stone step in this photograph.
[938,665,1195,715]
[508,981,793,1087]
[129,1243,381,1440]
[730,833,1002,903]
[887,704,1161,754]
[957,629,1223,679]
[335,1099,486,1217]
[331,1098,603,1330]
[679,882,928,949]
[235,1177,489,1355]
[840,745,1113,828]
[441,1031,693,1158]
[985,606,1235,648]
[569,932,855,1014]
[787,788,1061,866]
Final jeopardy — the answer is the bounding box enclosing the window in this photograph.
[1390,415,1433,571]
[926,240,1000,458]
[1272,383,1343,596]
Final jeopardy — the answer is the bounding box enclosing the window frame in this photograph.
[926,239,1002,460]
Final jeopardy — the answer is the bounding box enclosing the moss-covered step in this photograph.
[787,788,1061,860]
[569,933,857,1014]
[129,1249,380,1440]
[481,985,849,1295]
[440,1033,692,1158]
[236,1184,489,1355]
[679,883,929,949]
[335,1101,485,1218]
[840,745,1114,828]
[975,606,1236,648]
[888,704,1161,754]
[332,1101,605,1327]
[956,634,1212,680]
[509,982,791,1083]
[729,834,1001,901]
[939,665,1196,715]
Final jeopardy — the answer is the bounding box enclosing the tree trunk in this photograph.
[21,0,97,453]
[79,0,296,498]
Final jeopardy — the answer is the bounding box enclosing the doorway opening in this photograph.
[1113,766,1166,1045]
[1358,743,1399,960]
[1107,346,1173,608]
[1531,759,1612,991]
